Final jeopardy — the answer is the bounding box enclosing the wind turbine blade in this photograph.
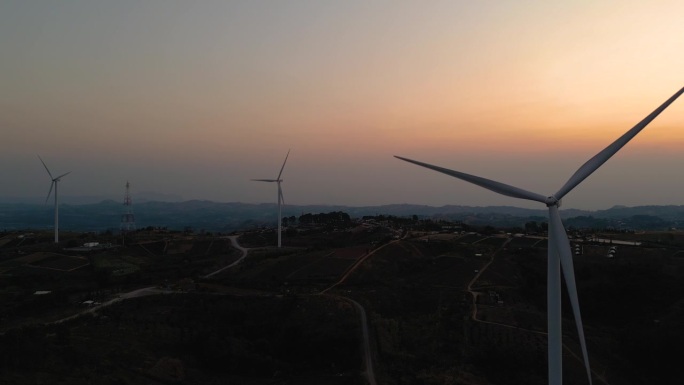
[549,206,593,385]
[555,87,684,200]
[277,149,290,180]
[55,171,71,180]
[38,155,54,179]
[394,156,547,203]
[547,212,563,385]
[251,179,277,182]
[45,181,55,204]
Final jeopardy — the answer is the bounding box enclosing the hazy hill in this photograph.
[2,200,684,232]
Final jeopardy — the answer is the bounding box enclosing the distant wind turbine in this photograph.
[39,156,71,243]
[396,87,684,385]
[252,150,290,248]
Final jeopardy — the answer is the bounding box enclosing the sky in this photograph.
[1,0,684,210]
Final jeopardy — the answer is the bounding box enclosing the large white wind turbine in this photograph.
[396,87,683,385]
[252,150,290,248]
[39,156,71,244]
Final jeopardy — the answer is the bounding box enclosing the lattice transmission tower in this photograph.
[121,181,136,232]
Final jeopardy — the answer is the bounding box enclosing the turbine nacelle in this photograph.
[545,196,560,207]
[53,172,71,182]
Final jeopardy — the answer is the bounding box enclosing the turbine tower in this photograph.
[395,87,683,385]
[39,156,71,244]
[252,150,290,247]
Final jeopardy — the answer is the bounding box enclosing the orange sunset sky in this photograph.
[1,1,683,210]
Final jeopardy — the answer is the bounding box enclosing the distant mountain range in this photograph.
[0,192,184,205]
[2,199,684,233]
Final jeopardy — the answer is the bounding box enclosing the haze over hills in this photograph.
[2,198,684,233]
[0,192,184,205]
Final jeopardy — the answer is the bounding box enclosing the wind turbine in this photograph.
[39,156,71,244]
[395,87,683,385]
[252,150,290,248]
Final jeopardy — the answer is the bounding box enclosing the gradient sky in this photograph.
[2,0,684,210]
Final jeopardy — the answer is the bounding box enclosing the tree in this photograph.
[525,221,540,234]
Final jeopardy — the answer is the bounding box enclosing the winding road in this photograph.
[55,236,249,323]
[318,239,399,385]
[466,239,510,323]
[339,296,377,385]
[52,233,379,385]
[203,235,249,278]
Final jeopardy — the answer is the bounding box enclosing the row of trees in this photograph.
[282,211,352,226]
